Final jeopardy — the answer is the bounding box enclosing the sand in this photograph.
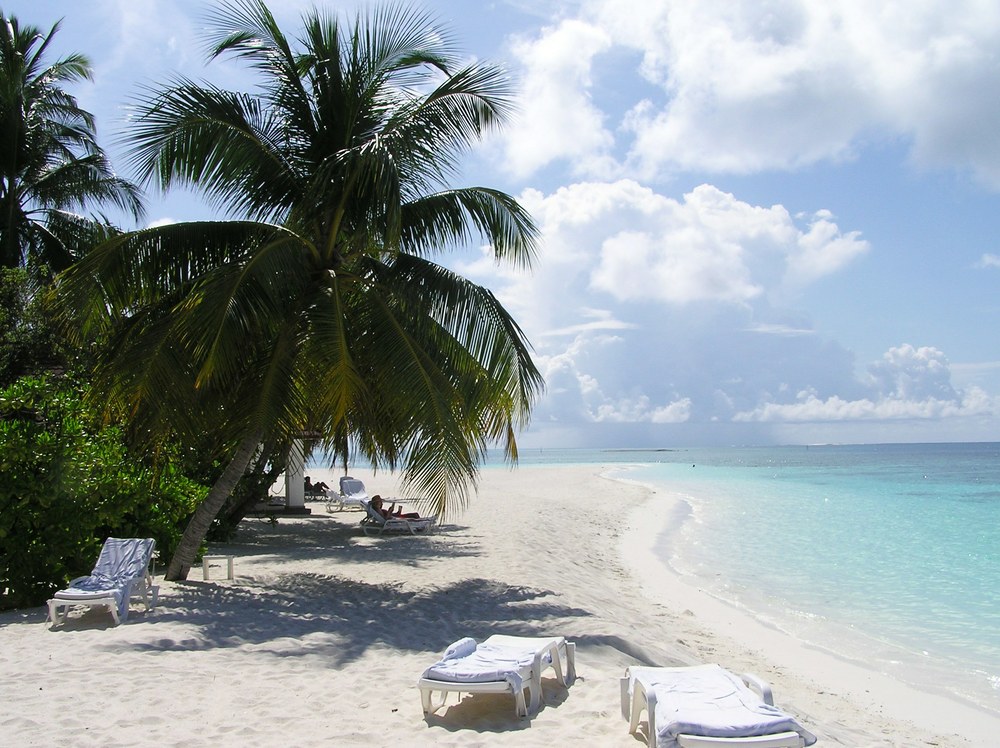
[2,464,998,746]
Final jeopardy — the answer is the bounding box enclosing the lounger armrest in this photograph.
[740,672,775,706]
[622,670,657,748]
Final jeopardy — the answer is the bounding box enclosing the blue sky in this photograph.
[17,0,1000,447]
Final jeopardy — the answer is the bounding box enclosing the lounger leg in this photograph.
[420,687,451,715]
[514,688,529,717]
[548,642,565,687]
[644,688,658,748]
[564,641,577,683]
[47,600,62,626]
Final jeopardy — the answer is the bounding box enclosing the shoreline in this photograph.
[613,465,1000,746]
[2,463,996,745]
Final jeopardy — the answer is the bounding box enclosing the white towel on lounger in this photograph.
[422,637,539,694]
[632,664,817,748]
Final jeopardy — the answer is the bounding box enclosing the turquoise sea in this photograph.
[505,443,1000,717]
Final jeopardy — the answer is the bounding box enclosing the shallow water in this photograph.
[507,443,1000,716]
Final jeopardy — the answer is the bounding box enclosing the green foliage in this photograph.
[0,268,77,388]
[0,376,206,610]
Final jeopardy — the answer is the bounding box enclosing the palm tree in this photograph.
[58,0,543,580]
[0,13,143,273]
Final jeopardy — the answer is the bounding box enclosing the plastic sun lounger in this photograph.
[325,476,369,512]
[418,634,577,718]
[47,537,159,627]
[621,665,817,748]
[359,499,437,536]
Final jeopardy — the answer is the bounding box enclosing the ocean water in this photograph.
[507,443,1000,717]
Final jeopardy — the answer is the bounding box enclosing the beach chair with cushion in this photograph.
[47,537,158,627]
[325,475,369,512]
[418,634,576,717]
[360,499,437,535]
[621,664,817,748]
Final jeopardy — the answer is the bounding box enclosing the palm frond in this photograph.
[0,10,141,273]
[400,188,538,268]
[123,80,296,221]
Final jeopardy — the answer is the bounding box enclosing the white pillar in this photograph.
[285,438,306,510]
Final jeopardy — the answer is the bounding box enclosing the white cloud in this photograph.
[867,344,957,401]
[733,388,996,422]
[745,322,814,336]
[146,217,177,229]
[458,181,865,357]
[501,0,1000,185]
[650,398,693,423]
[594,394,692,423]
[542,308,637,337]
[455,179,873,437]
[578,182,865,306]
[784,210,869,288]
[733,344,999,423]
[976,253,1000,269]
[503,19,616,178]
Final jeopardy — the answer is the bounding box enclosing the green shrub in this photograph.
[0,376,206,610]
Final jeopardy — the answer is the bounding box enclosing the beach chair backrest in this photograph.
[93,538,155,582]
[363,501,386,525]
[340,477,368,498]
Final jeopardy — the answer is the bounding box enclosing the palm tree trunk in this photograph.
[165,428,264,580]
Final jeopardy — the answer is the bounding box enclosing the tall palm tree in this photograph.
[0,13,143,273]
[58,0,543,580]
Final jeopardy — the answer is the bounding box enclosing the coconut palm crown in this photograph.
[0,13,143,273]
[58,0,543,579]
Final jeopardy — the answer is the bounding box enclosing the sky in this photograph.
[16,0,1000,448]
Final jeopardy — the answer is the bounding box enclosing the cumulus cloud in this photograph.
[531,334,692,425]
[867,344,957,401]
[524,181,866,307]
[976,253,1000,269]
[594,395,692,423]
[456,179,873,439]
[734,345,999,423]
[502,0,1000,186]
[502,19,616,178]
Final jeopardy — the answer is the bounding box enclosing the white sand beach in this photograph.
[3,465,998,746]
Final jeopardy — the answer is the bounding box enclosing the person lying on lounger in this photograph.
[304,476,329,493]
[370,495,420,519]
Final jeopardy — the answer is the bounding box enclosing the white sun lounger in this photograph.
[325,475,368,512]
[418,634,576,717]
[360,499,437,535]
[622,665,817,748]
[47,537,158,627]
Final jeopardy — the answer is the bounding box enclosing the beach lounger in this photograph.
[360,499,437,535]
[418,634,576,717]
[621,665,817,748]
[325,475,369,512]
[47,537,158,627]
